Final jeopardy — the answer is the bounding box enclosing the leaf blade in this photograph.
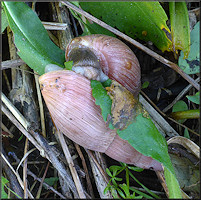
[4,2,65,64]
[1,5,9,33]
[164,167,182,198]
[117,113,175,174]
[91,80,112,122]
[178,22,200,74]
[169,2,190,58]
[80,2,172,52]
[3,2,65,75]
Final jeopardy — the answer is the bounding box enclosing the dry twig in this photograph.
[74,143,95,198]
[1,103,78,197]
[10,152,66,199]
[23,138,29,198]
[57,131,86,198]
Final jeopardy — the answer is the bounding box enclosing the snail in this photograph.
[39,34,162,171]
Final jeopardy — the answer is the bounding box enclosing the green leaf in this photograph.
[106,168,113,177]
[127,166,144,172]
[129,171,160,199]
[43,177,59,189]
[129,187,152,199]
[82,19,116,37]
[142,81,149,89]
[116,187,126,198]
[184,128,190,139]
[69,2,115,37]
[64,61,73,70]
[91,80,112,122]
[172,100,188,112]
[101,79,112,88]
[118,113,175,175]
[1,5,9,33]
[187,92,200,105]
[1,176,22,199]
[109,165,124,175]
[169,2,190,59]
[18,134,23,142]
[91,79,180,197]
[178,22,200,74]
[3,2,65,75]
[119,184,130,198]
[164,167,182,198]
[1,176,9,199]
[80,2,172,52]
[110,186,119,198]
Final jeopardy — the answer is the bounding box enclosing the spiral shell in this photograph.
[39,70,162,171]
[66,34,141,97]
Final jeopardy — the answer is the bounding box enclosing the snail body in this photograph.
[40,34,162,171]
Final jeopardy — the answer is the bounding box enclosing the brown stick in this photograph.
[23,138,29,198]
[74,144,95,198]
[36,162,50,198]
[61,1,200,91]
[10,152,66,198]
[57,131,86,198]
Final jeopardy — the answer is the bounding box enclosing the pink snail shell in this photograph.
[66,34,141,97]
[39,35,162,171]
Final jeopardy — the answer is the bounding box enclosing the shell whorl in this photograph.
[66,34,141,97]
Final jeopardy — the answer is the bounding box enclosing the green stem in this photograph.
[128,171,160,199]
[170,109,200,120]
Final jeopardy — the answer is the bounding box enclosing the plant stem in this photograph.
[170,109,200,120]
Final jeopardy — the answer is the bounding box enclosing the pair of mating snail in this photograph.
[39,34,162,171]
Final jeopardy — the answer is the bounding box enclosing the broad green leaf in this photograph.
[1,6,9,33]
[91,80,112,122]
[3,2,65,75]
[164,167,182,198]
[1,176,22,199]
[69,2,115,37]
[178,21,200,74]
[101,79,112,88]
[187,92,200,105]
[172,100,188,112]
[80,2,172,52]
[1,176,9,199]
[169,2,190,59]
[92,79,181,197]
[82,19,116,37]
[70,1,79,7]
[118,113,175,175]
